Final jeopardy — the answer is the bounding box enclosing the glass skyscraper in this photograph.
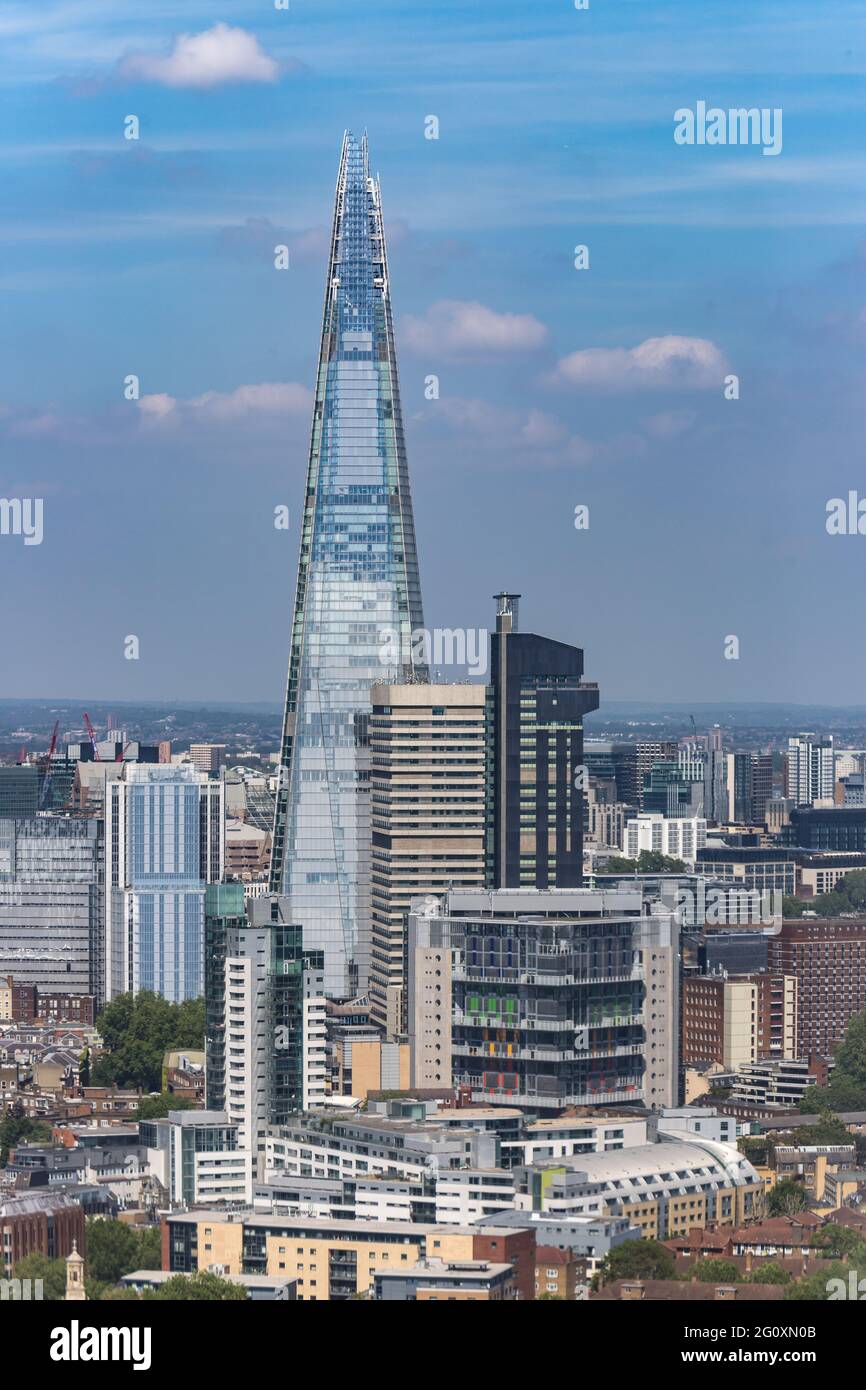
[271,132,425,998]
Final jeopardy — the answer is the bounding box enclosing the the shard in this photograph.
[270,132,425,998]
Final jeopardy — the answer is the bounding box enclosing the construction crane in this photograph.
[38,720,60,810]
[82,712,101,761]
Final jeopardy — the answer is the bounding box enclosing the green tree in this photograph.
[810,1224,866,1262]
[91,991,205,1091]
[598,1239,677,1285]
[767,1179,808,1216]
[13,1253,67,1301]
[84,1218,162,1286]
[738,1136,769,1165]
[0,1112,53,1166]
[602,852,686,876]
[834,1010,866,1084]
[794,1115,851,1146]
[78,1046,91,1087]
[784,1261,848,1301]
[103,1271,248,1302]
[136,1094,195,1122]
[692,1259,741,1283]
[748,1261,792,1285]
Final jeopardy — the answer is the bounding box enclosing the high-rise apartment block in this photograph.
[787,733,834,805]
[681,973,797,1069]
[205,885,328,1174]
[367,682,487,1036]
[768,919,866,1058]
[105,764,224,1002]
[624,813,706,863]
[407,888,679,1111]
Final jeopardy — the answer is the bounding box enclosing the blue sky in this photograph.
[2,0,866,704]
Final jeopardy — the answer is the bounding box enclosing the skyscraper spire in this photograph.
[270,132,425,997]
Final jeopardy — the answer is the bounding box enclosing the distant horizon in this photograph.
[4,696,866,715]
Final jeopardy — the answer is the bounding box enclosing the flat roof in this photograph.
[169,1211,528,1238]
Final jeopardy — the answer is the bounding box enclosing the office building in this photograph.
[583,740,641,807]
[270,132,426,1001]
[796,852,866,898]
[105,764,224,1002]
[188,744,227,774]
[787,733,834,806]
[695,846,796,897]
[634,742,678,810]
[407,887,679,1110]
[641,762,703,818]
[0,766,40,818]
[0,817,104,1002]
[488,593,599,891]
[784,806,866,852]
[367,682,487,1036]
[839,773,866,806]
[726,752,773,826]
[205,885,328,1180]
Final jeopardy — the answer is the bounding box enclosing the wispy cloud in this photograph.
[138,381,312,425]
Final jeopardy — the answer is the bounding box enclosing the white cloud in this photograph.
[551,335,727,391]
[118,23,280,89]
[401,299,547,357]
[138,392,176,420]
[137,382,312,426]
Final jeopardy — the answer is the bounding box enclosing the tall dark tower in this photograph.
[270,132,425,998]
[489,593,599,889]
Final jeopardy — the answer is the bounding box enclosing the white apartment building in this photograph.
[624,813,706,864]
[787,734,834,806]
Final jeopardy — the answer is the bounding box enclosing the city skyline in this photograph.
[3,2,866,705]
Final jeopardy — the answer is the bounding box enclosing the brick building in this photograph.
[0,1192,85,1271]
[768,920,866,1057]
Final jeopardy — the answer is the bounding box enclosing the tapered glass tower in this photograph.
[270,132,425,998]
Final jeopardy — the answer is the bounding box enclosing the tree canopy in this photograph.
[92,991,204,1091]
[85,1218,162,1286]
[602,851,687,876]
[597,1239,677,1285]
